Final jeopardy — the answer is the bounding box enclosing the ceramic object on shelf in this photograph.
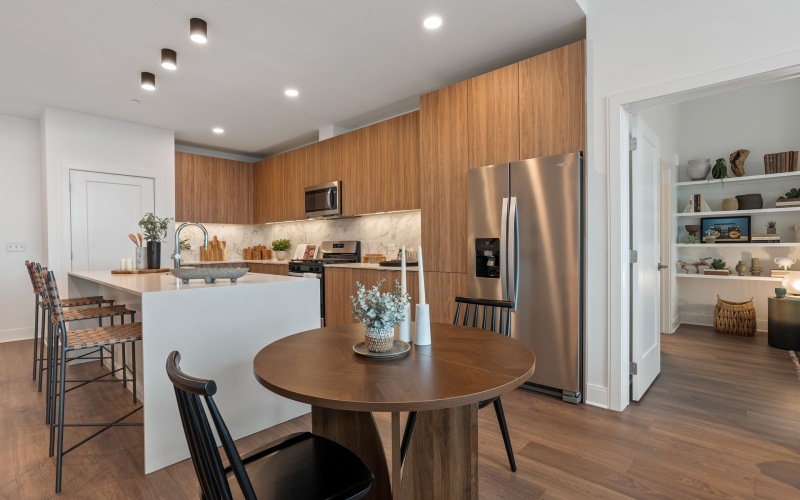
[684,224,700,236]
[721,198,738,211]
[750,258,762,276]
[735,194,763,210]
[774,257,796,270]
[735,261,747,276]
[687,158,711,181]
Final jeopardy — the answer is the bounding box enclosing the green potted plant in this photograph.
[776,187,800,208]
[350,279,411,352]
[271,239,291,261]
[710,158,728,184]
[138,212,173,269]
[704,258,729,276]
[766,221,777,235]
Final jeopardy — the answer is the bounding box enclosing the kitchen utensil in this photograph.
[137,233,143,247]
[129,234,139,246]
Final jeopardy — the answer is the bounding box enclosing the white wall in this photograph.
[0,114,42,342]
[586,0,800,410]
[42,108,175,286]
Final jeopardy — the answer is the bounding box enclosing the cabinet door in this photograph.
[519,40,585,159]
[253,156,283,223]
[175,152,253,224]
[398,111,421,210]
[324,268,421,327]
[340,127,370,217]
[282,148,309,221]
[468,63,519,168]
[419,81,469,274]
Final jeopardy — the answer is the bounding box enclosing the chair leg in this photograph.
[121,343,127,392]
[45,321,55,424]
[49,336,59,455]
[55,346,68,493]
[32,298,39,380]
[131,341,137,404]
[37,306,48,392]
[400,411,418,464]
[492,398,516,472]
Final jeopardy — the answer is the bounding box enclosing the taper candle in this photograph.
[418,245,425,304]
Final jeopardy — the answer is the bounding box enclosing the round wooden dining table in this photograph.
[253,322,535,500]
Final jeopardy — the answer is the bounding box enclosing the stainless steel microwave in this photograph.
[304,181,341,218]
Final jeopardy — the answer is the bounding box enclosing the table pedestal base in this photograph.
[312,405,477,499]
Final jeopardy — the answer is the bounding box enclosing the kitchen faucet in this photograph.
[173,222,209,269]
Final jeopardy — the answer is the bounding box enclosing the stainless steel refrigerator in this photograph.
[467,152,583,403]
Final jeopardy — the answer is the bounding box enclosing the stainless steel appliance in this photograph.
[304,181,341,218]
[467,152,583,403]
[288,240,361,325]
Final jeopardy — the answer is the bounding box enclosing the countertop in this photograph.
[68,269,305,295]
[325,263,419,271]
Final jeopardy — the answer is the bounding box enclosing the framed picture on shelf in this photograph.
[700,216,751,243]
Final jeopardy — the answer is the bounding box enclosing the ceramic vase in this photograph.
[275,251,287,261]
[365,326,395,352]
[735,261,747,276]
[146,241,161,269]
[687,159,711,181]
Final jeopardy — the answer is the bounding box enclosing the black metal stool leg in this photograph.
[55,345,68,493]
[32,297,39,379]
[37,305,48,392]
[131,341,137,404]
[493,398,516,472]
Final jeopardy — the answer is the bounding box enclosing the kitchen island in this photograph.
[67,270,319,473]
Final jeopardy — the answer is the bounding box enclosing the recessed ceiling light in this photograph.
[212,127,224,134]
[423,15,442,30]
[284,89,299,97]
[141,72,156,91]
[161,49,177,70]
[190,18,208,43]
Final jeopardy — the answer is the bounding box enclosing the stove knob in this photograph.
[313,266,321,273]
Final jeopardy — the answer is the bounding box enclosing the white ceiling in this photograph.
[0,1,585,157]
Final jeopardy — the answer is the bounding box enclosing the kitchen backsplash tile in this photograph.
[177,210,420,261]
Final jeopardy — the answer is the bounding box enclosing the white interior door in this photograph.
[630,115,662,401]
[70,170,155,271]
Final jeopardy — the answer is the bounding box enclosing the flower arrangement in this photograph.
[350,279,411,330]
[138,212,172,242]
[271,239,291,251]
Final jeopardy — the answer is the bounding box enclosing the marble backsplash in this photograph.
[177,210,421,261]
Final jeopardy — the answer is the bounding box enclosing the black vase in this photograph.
[146,241,161,269]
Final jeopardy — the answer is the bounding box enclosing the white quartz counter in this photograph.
[325,263,419,271]
[68,269,303,295]
[67,269,319,474]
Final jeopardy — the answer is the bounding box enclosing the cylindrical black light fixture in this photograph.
[190,18,207,43]
[141,72,156,91]
[161,48,177,70]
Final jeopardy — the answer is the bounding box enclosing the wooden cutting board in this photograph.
[111,268,170,274]
[200,235,227,261]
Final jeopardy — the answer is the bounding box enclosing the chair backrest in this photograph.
[24,260,45,296]
[41,270,65,327]
[165,351,255,500]
[453,296,514,336]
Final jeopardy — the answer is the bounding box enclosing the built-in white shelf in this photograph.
[675,274,781,282]
[676,207,800,217]
[675,242,799,248]
[675,170,800,188]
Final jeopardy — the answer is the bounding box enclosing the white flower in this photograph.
[350,279,411,328]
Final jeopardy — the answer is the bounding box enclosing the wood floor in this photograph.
[2,325,799,498]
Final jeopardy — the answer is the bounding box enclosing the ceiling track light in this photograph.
[161,48,177,70]
[190,18,208,43]
[141,72,156,91]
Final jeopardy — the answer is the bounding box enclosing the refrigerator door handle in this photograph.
[508,196,519,309]
[500,197,509,301]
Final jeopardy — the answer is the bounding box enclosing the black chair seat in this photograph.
[230,432,373,500]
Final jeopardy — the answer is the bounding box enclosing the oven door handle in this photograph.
[289,271,322,279]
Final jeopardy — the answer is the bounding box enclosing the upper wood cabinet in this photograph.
[175,152,253,224]
[340,126,370,217]
[519,40,585,159]
[468,63,520,168]
[419,81,469,274]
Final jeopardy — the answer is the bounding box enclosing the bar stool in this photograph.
[32,264,136,424]
[42,270,143,493]
[24,261,111,384]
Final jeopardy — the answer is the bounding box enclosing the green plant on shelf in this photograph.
[138,212,173,242]
[785,188,800,199]
[271,239,291,251]
[710,158,728,185]
[681,234,698,244]
[766,221,777,229]
[710,258,726,270]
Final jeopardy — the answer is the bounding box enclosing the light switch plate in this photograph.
[387,243,396,252]
[6,242,27,252]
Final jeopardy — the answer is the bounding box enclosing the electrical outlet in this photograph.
[387,243,396,252]
[6,242,27,252]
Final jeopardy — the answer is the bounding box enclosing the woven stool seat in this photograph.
[40,295,107,308]
[54,305,134,324]
[65,323,142,350]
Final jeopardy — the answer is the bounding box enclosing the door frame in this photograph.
[57,162,167,283]
[605,51,800,411]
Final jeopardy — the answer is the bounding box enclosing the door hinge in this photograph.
[629,137,638,151]
[630,361,638,375]
[630,249,638,263]
[68,183,72,192]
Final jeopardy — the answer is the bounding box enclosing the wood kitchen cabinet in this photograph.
[253,155,286,223]
[175,152,253,224]
[340,126,370,217]
[419,81,469,274]
[247,263,289,276]
[519,39,585,159]
[468,63,520,168]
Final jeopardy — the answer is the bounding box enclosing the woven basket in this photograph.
[365,326,394,352]
[713,296,756,337]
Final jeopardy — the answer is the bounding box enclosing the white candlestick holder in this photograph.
[415,304,431,346]
[398,303,412,343]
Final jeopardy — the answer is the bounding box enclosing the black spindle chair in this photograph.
[166,351,374,500]
[400,296,518,472]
